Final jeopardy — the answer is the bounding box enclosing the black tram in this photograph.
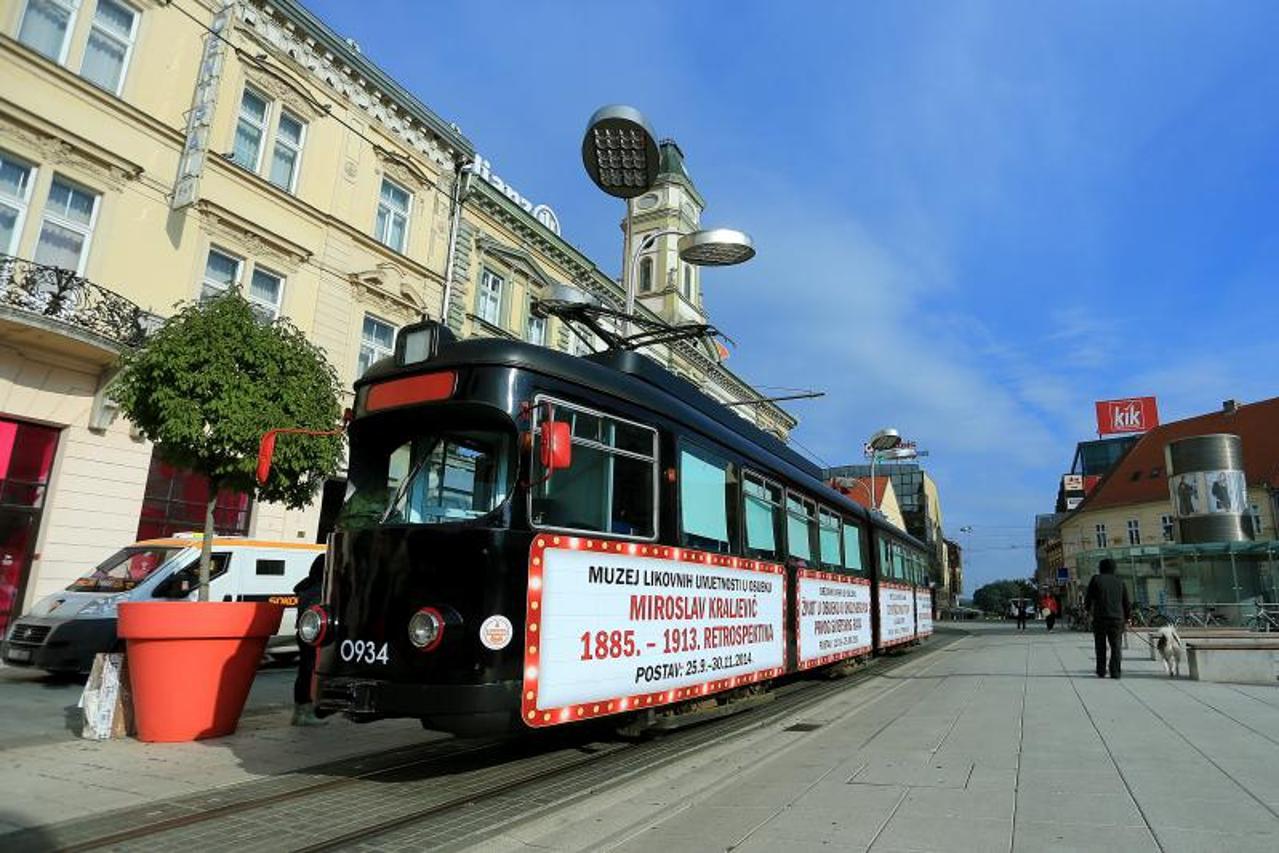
[305,320,932,736]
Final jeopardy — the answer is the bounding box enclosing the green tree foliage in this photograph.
[972,579,1037,616]
[112,292,343,599]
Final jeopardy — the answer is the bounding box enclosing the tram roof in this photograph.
[359,335,925,550]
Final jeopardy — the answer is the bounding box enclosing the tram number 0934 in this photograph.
[340,639,390,665]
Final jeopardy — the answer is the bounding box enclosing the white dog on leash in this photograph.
[1154,625,1185,677]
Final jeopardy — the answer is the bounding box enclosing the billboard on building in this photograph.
[1095,397,1159,435]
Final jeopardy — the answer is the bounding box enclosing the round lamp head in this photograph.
[869,427,902,452]
[582,105,660,199]
[677,228,756,266]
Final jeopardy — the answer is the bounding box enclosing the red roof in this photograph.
[1073,396,1279,513]
[830,477,889,509]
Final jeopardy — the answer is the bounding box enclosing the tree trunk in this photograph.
[199,489,217,602]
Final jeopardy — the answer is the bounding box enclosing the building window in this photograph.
[476,268,503,326]
[268,110,304,192]
[33,176,98,274]
[682,264,693,300]
[0,152,36,255]
[247,265,283,320]
[231,88,269,172]
[1161,514,1174,542]
[1126,519,1140,545]
[18,0,79,64]
[526,313,545,347]
[358,314,396,376]
[200,248,242,301]
[1094,523,1106,549]
[571,331,595,357]
[81,0,137,95]
[136,454,251,540]
[638,256,653,293]
[1249,503,1263,536]
[375,178,410,252]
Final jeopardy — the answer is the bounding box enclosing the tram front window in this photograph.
[341,422,514,528]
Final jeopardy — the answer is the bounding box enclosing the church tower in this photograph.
[623,139,708,327]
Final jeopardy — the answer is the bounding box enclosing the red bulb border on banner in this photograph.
[521,535,788,727]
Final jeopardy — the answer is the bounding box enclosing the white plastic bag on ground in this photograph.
[78,652,134,740]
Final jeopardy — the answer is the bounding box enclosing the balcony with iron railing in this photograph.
[0,255,161,360]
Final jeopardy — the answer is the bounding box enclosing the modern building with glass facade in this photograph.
[1058,398,1279,625]
[0,0,793,632]
[825,462,960,606]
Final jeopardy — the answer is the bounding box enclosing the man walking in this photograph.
[1084,558,1131,678]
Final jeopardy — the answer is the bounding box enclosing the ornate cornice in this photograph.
[0,100,143,190]
[350,262,429,319]
[240,59,327,122]
[195,199,311,270]
[237,3,461,170]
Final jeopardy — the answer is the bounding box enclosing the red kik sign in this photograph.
[1095,397,1159,435]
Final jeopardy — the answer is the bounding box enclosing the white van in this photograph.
[1,535,325,674]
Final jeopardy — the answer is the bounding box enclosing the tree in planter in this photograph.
[112,291,343,600]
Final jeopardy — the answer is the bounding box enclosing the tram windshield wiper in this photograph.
[380,439,439,524]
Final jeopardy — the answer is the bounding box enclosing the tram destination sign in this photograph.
[796,570,872,670]
[879,583,915,647]
[522,536,785,727]
[915,588,933,638]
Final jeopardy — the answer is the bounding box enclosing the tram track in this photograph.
[18,633,963,853]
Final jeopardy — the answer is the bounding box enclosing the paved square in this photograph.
[496,624,1279,852]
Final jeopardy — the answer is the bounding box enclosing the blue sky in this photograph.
[309,1,1279,590]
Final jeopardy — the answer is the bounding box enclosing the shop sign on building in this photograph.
[468,156,561,236]
[171,1,233,210]
[1095,397,1159,436]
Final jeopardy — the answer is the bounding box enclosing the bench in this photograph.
[1186,641,1279,685]
[1140,629,1253,661]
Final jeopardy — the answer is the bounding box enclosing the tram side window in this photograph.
[842,522,863,572]
[743,472,783,561]
[893,544,906,580]
[818,508,842,570]
[786,493,816,563]
[679,444,735,553]
[531,400,656,538]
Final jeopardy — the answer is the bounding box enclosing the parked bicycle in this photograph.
[1245,607,1279,633]
[1065,605,1091,632]
[1179,606,1227,628]
[1129,604,1169,627]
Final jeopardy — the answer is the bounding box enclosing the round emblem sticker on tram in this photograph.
[479,615,514,650]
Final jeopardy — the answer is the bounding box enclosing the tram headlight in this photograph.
[408,607,445,651]
[298,605,329,646]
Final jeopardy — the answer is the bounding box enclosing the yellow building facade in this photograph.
[0,0,793,629]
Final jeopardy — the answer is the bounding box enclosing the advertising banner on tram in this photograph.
[915,588,933,638]
[879,583,914,647]
[796,570,872,669]
[522,536,786,727]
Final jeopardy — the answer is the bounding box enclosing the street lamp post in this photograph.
[582,105,755,336]
[867,427,902,513]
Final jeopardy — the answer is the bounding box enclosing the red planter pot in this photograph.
[118,601,284,742]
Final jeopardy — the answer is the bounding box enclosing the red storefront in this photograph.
[0,417,60,634]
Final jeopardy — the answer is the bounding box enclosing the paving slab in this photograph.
[478,625,1279,852]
